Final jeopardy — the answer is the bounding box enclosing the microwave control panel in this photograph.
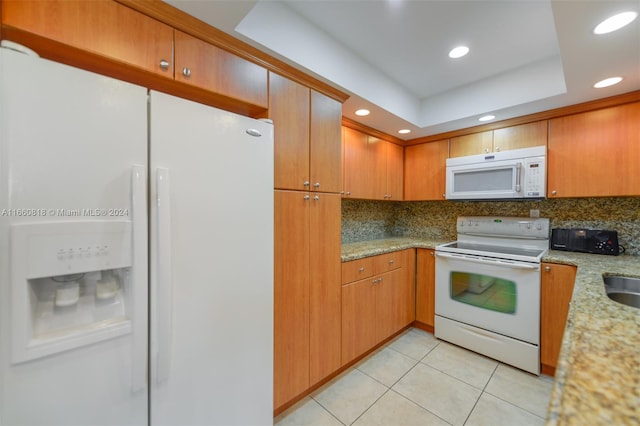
[523,156,546,197]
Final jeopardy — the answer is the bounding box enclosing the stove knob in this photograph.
[467,221,473,226]
[526,223,532,229]
[536,223,543,230]
[459,221,465,227]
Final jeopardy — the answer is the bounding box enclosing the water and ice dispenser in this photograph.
[11,220,134,363]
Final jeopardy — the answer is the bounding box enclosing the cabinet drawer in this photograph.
[374,251,404,274]
[342,257,374,284]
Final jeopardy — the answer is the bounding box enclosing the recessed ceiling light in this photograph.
[594,77,623,88]
[594,11,638,34]
[398,129,411,134]
[478,115,495,122]
[449,46,469,59]
[355,109,370,116]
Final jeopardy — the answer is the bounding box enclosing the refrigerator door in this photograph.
[0,48,148,425]
[149,91,273,425]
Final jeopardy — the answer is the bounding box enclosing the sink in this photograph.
[603,275,640,309]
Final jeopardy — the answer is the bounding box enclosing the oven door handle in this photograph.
[435,251,540,270]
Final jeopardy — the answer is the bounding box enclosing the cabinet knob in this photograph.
[314,182,320,188]
[372,279,378,284]
[303,195,310,201]
[379,277,383,283]
[182,67,192,77]
[545,266,551,272]
[484,148,490,153]
[346,191,351,196]
[159,59,170,70]
[430,251,435,257]
[388,259,394,264]
[359,267,365,272]
[495,146,501,152]
[303,181,310,187]
[313,195,320,201]
[551,190,557,196]
[442,194,446,199]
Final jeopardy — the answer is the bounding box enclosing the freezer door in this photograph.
[0,48,148,425]
[149,91,274,425]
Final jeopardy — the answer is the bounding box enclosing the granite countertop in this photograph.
[341,238,640,424]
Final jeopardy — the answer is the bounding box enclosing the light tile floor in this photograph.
[275,328,554,426]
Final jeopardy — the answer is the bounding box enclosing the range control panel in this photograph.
[457,216,550,239]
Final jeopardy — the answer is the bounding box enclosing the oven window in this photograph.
[450,271,516,314]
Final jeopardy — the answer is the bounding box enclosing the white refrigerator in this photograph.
[0,47,273,425]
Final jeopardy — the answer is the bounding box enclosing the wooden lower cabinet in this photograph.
[274,190,341,409]
[341,249,415,364]
[415,248,436,329]
[540,262,577,375]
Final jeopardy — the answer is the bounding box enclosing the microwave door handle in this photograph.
[515,163,522,192]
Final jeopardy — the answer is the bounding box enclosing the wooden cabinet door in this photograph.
[342,277,377,364]
[368,136,387,200]
[310,91,342,194]
[174,31,267,108]
[450,131,493,157]
[493,121,547,152]
[309,193,342,385]
[400,249,416,328]
[270,74,310,191]
[548,102,640,197]
[376,270,401,341]
[386,142,404,200]
[541,263,576,375]
[2,0,174,76]
[415,249,436,329]
[274,190,310,408]
[343,127,370,198]
[404,139,449,201]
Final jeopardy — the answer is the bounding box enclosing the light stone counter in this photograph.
[341,238,640,424]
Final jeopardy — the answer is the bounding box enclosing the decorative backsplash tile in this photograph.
[342,197,640,255]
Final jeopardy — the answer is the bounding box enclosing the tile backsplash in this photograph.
[342,197,640,255]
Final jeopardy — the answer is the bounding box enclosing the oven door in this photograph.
[435,251,540,344]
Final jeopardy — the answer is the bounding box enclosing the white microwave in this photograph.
[445,146,546,200]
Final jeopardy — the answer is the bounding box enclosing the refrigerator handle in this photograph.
[152,167,173,384]
[130,164,148,393]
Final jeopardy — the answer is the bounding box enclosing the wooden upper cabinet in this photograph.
[2,0,174,76]
[450,131,492,157]
[342,127,404,200]
[174,31,267,108]
[548,102,640,198]
[450,121,547,158]
[310,91,342,194]
[493,121,547,152]
[404,139,449,201]
[343,127,371,198]
[270,73,311,190]
[386,142,404,200]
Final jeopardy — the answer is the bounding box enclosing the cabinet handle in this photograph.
[443,194,446,199]
[379,277,383,283]
[551,190,557,196]
[359,267,365,272]
[484,148,490,153]
[388,259,395,264]
[430,251,435,257]
[545,266,551,272]
[303,181,310,187]
[313,195,320,201]
[372,279,378,284]
[314,182,320,188]
[495,146,501,152]
[346,191,351,196]
[182,67,191,77]
[159,59,170,70]
[303,195,310,201]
